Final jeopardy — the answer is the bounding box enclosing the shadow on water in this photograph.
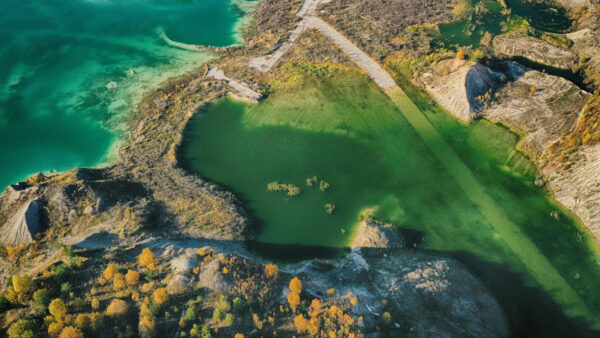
[438,250,600,338]
[245,241,349,263]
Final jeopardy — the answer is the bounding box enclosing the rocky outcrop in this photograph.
[485,63,590,156]
[420,59,506,121]
[555,0,593,11]
[420,59,473,121]
[0,198,43,246]
[419,58,599,241]
[494,36,578,70]
[351,220,404,249]
[544,143,600,237]
[296,249,509,337]
[567,28,600,89]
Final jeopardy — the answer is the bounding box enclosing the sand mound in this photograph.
[0,198,43,246]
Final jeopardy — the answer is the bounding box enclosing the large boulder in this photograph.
[0,198,43,246]
[351,220,404,249]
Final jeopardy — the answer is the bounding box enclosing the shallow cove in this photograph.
[183,68,600,335]
[436,0,573,48]
[0,0,247,190]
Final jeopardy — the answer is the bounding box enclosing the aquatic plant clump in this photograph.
[324,203,336,214]
[267,181,302,197]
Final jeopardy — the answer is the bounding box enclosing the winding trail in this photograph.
[301,15,600,328]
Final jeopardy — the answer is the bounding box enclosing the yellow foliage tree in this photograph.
[289,277,302,294]
[153,287,169,306]
[58,326,84,338]
[264,264,278,279]
[294,314,309,334]
[287,292,300,313]
[456,49,466,60]
[91,297,100,310]
[106,299,129,317]
[103,263,117,280]
[12,274,32,294]
[48,322,64,337]
[529,86,537,97]
[75,314,91,330]
[234,334,245,338]
[138,248,156,270]
[138,304,156,338]
[113,272,126,291]
[308,299,322,318]
[89,312,104,330]
[49,299,67,320]
[126,269,140,286]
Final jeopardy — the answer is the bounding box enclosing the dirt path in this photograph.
[206,67,260,102]
[248,0,329,72]
[305,17,396,88]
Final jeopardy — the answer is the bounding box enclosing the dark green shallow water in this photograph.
[183,70,600,336]
[0,0,247,189]
[437,0,572,48]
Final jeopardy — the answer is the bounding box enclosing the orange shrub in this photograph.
[265,264,278,279]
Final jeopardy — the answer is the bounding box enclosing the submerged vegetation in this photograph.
[267,182,302,197]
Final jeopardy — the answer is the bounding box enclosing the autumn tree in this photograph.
[139,248,156,270]
[103,263,117,280]
[294,314,309,334]
[264,264,278,279]
[113,272,126,291]
[106,299,129,317]
[12,274,32,294]
[91,297,100,310]
[308,299,322,318]
[49,298,67,321]
[287,292,300,313]
[7,319,36,338]
[529,86,537,97]
[456,49,466,60]
[75,314,91,330]
[139,303,156,338]
[289,277,302,294]
[153,288,169,306]
[126,269,140,286]
[48,322,64,337]
[58,326,84,338]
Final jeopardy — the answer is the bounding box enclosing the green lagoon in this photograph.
[183,67,600,336]
[0,0,247,189]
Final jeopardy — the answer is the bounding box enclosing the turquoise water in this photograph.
[0,0,246,189]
